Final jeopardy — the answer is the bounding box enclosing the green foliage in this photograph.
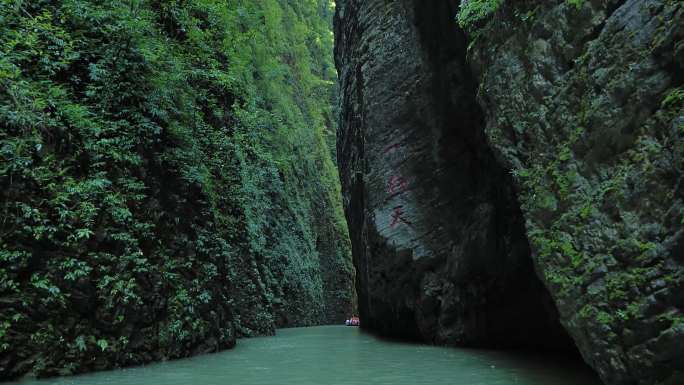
[74,336,87,352]
[657,311,684,328]
[661,87,684,109]
[457,0,503,31]
[514,7,537,24]
[566,0,585,10]
[0,0,351,379]
[96,339,108,352]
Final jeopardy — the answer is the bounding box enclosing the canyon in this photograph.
[1,1,683,384]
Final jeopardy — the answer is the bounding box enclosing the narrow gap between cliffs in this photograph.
[403,0,589,362]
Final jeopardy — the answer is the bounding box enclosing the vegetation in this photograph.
[507,34,684,346]
[0,0,352,379]
[457,0,587,32]
[457,0,503,31]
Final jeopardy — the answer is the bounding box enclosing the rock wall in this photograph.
[334,0,572,350]
[468,1,684,384]
[334,0,683,384]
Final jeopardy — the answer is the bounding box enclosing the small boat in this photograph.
[345,316,360,326]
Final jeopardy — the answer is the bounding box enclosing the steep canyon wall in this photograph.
[334,1,684,384]
[0,0,352,379]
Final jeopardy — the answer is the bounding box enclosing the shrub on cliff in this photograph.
[0,0,350,379]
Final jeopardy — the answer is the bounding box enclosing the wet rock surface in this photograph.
[334,0,684,384]
[468,1,684,384]
[334,0,572,350]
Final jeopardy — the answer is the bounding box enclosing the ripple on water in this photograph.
[10,326,602,385]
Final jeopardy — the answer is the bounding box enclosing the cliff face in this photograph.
[334,0,572,349]
[0,0,352,379]
[468,2,684,384]
[334,1,683,384]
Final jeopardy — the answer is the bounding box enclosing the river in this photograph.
[12,326,601,385]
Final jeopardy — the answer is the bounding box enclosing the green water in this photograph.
[13,326,601,385]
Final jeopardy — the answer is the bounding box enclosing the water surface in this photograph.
[13,326,601,385]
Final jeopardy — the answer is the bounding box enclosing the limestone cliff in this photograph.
[334,1,683,384]
[334,0,571,349]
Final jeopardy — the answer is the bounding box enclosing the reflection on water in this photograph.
[12,325,601,385]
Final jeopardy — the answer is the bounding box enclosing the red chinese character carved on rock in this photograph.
[390,205,411,229]
[387,175,408,194]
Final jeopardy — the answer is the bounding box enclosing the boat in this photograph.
[345,316,360,326]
